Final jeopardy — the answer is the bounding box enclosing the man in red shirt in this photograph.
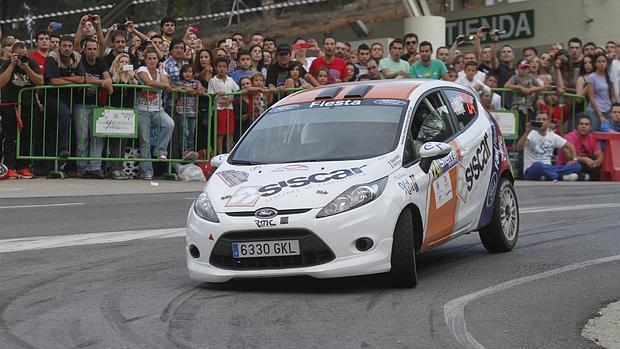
[309,35,348,85]
[557,115,603,180]
[28,31,50,74]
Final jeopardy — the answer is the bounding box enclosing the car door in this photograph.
[407,90,460,252]
[443,88,493,232]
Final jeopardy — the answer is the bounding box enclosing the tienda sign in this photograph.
[446,10,535,45]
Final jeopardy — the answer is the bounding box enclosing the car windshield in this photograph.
[230,100,407,164]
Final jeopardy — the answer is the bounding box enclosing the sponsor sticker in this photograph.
[217,170,249,187]
[272,164,310,172]
[433,172,453,209]
[225,186,262,207]
[398,174,419,195]
[309,100,362,108]
[431,150,459,180]
[387,155,401,168]
[271,104,300,113]
[373,99,407,106]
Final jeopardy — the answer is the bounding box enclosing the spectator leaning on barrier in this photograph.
[401,33,418,62]
[515,110,581,181]
[175,63,204,160]
[267,43,318,92]
[44,35,83,173]
[556,115,602,181]
[456,61,490,95]
[135,47,175,180]
[409,41,448,80]
[504,59,545,123]
[378,39,409,79]
[586,52,617,131]
[575,54,594,98]
[107,53,138,180]
[208,56,239,155]
[0,41,43,179]
[163,38,185,112]
[600,103,620,132]
[73,38,113,179]
[310,36,348,84]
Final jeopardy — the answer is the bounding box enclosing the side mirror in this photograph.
[210,154,229,168]
[419,142,452,174]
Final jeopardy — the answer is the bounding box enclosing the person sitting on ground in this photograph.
[556,115,602,181]
[514,110,581,181]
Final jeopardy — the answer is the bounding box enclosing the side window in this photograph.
[410,92,457,152]
[444,89,478,129]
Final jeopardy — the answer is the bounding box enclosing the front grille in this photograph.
[209,229,335,270]
[225,208,312,217]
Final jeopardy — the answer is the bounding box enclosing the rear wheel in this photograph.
[388,209,418,288]
[479,177,519,252]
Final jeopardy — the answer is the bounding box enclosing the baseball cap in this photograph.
[518,59,530,68]
[277,43,291,55]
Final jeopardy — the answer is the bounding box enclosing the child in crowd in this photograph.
[175,64,203,160]
[315,66,329,86]
[456,62,491,94]
[251,73,271,117]
[284,65,312,91]
[442,67,457,82]
[230,49,254,85]
[484,73,503,110]
[208,57,239,154]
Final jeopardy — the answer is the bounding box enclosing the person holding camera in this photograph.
[74,14,105,56]
[0,42,43,179]
[514,110,581,181]
[104,31,140,70]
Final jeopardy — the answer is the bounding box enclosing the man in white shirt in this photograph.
[514,111,581,181]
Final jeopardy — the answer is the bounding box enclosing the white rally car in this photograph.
[186,80,518,287]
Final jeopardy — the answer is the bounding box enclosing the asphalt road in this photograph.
[0,182,619,349]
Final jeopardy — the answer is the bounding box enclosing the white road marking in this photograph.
[521,203,620,214]
[0,228,185,254]
[0,202,85,209]
[444,254,620,349]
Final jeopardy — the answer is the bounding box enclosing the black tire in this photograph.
[388,209,418,288]
[479,177,519,253]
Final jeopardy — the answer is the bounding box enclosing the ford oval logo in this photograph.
[255,208,278,219]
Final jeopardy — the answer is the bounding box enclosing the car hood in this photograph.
[204,155,401,212]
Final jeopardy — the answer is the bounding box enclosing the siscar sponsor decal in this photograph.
[272,164,309,172]
[225,186,262,207]
[309,100,361,108]
[465,133,490,191]
[430,150,459,180]
[387,155,401,168]
[217,170,249,187]
[258,165,367,197]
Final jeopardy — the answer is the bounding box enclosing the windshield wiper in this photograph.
[229,159,263,165]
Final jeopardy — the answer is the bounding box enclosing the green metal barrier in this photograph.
[16,83,302,179]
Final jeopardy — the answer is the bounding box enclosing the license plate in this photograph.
[232,240,300,258]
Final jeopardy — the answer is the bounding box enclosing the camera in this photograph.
[530,121,543,130]
[18,55,29,63]
[117,24,127,31]
[480,27,490,33]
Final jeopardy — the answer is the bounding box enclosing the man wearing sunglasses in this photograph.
[401,32,418,62]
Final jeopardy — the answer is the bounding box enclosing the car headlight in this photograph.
[316,177,388,218]
[193,193,219,223]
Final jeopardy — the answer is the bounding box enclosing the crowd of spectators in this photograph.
[0,14,619,181]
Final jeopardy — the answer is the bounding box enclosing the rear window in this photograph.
[445,89,477,128]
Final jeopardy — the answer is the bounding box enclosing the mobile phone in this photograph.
[50,22,62,30]
[456,35,465,43]
[189,26,199,34]
[293,43,314,50]
[88,15,97,22]
[123,64,134,71]
[531,121,543,130]
[225,39,233,47]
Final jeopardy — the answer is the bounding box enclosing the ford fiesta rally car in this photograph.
[186,79,519,287]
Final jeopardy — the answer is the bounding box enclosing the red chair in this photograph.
[593,132,620,181]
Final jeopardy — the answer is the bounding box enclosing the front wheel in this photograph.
[388,209,418,288]
[479,177,519,252]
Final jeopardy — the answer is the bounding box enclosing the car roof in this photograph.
[276,79,449,106]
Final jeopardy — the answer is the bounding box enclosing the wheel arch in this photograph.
[403,203,424,253]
